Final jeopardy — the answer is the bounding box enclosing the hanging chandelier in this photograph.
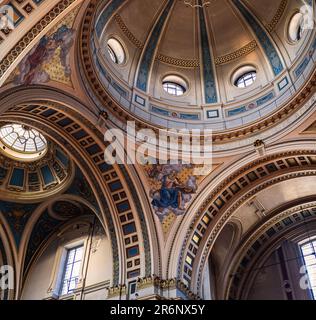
[183,0,211,8]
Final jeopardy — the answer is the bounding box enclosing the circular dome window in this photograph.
[162,75,188,96]
[107,38,126,64]
[0,123,48,161]
[233,66,257,88]
[288,12,305,43]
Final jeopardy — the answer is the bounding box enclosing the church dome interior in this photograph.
[88,0,315,132]
[0,123,48,161]
[0,0,315,304]
[0,123,74,202]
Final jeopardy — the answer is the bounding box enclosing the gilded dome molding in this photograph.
[113,12,257,68]
[113,14,144,50]
[214,40,258,66]
[266,0,289,32]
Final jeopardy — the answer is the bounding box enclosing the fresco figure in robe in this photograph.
[147,163,198,220]
[14,25,75,85]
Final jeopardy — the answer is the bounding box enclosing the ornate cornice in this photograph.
[176,279,201,300]
[136,276,201,300]
[106,276,201,300]
[106,285,127,299]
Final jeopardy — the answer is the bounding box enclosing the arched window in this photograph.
[234,71,257,88]
[107,38,126,64]
[288,12,305,43]
[162,75,188,96]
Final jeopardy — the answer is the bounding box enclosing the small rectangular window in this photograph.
[300,240,316,300]
[60,245,84,296]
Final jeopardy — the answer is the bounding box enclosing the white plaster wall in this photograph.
[247,252,285,300]
[21,221,112,300]
[21,239,59,300]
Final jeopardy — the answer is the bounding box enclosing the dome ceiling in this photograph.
[0,130,74,203]
[0,124,47,162]
[86,0,316,131]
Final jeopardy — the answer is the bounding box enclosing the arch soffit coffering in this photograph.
[225,196,316,299]
[170,145,316,297]
[225,198,316,300]
[0,86,154,286]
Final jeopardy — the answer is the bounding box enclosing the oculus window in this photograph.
[162,75,188,96]
[0,123,47,161]
[107,38,126,64]
[288,12,305,43]
[234,71,257,88]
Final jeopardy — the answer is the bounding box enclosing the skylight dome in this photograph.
[0,123,48,161]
